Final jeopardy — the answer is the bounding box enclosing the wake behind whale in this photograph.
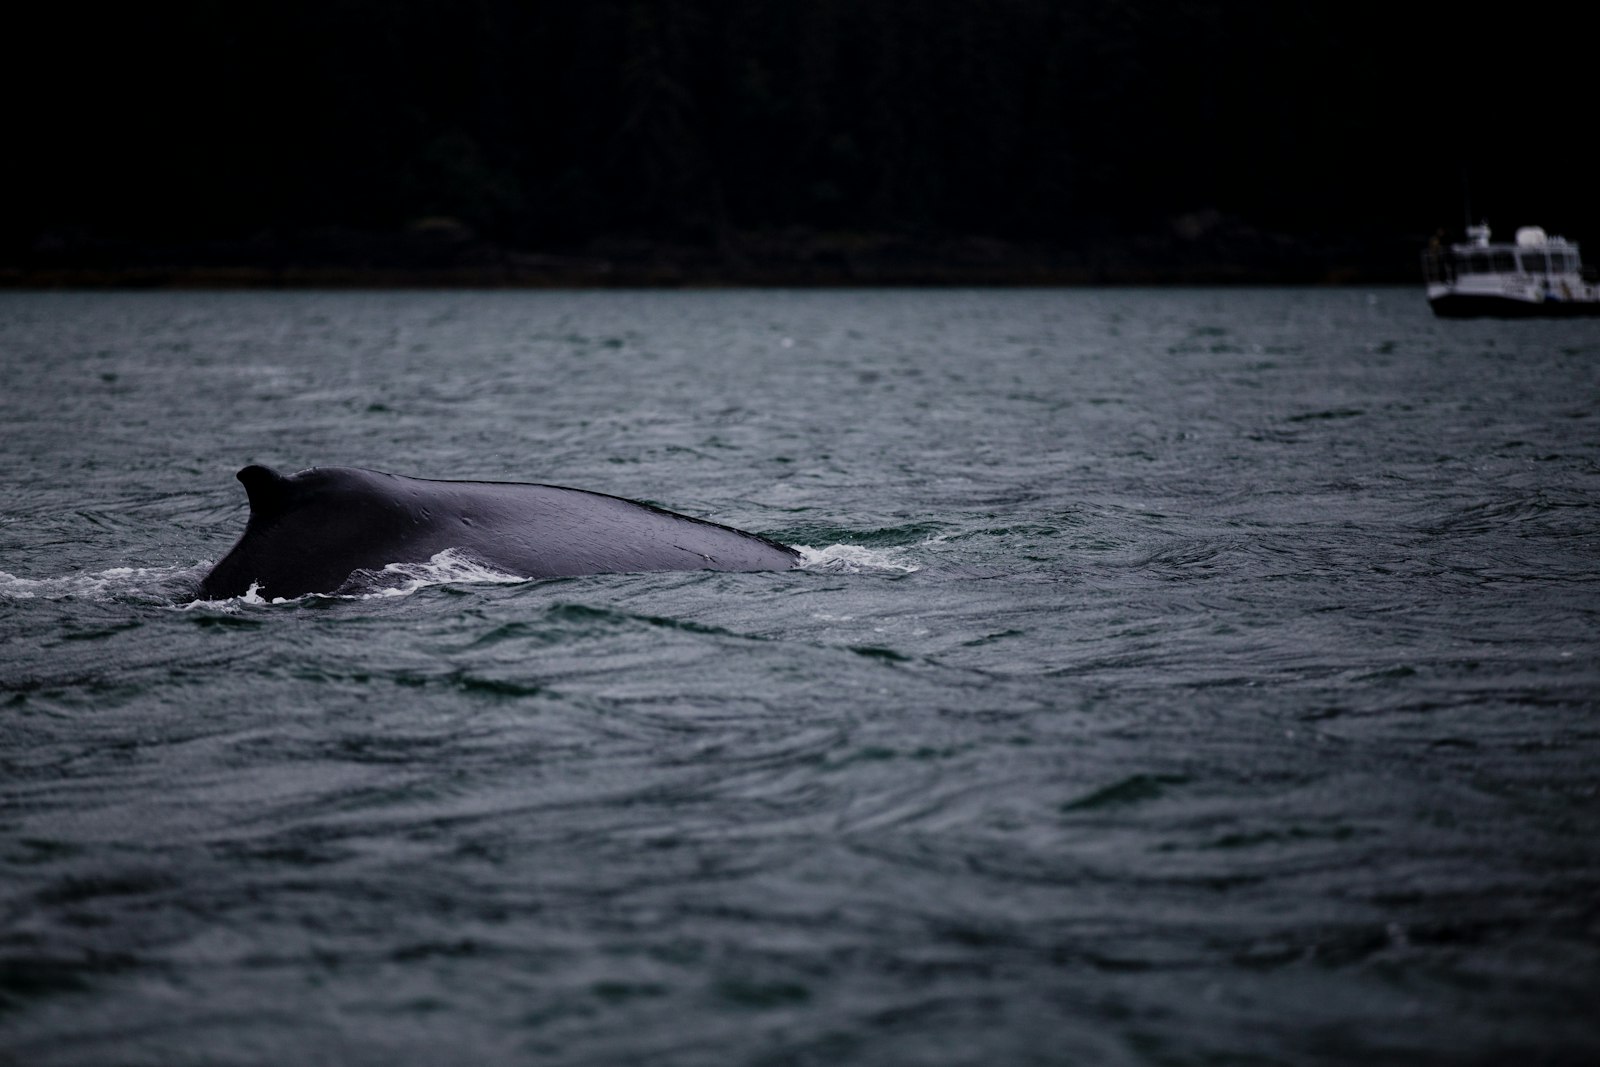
[197,465,801,601]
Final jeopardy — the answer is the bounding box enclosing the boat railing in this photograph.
[1421,249,1454,284]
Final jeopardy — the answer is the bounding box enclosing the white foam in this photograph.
[0,565,199,603]
[793,544,922,574]
[358,549,528,598]
[187,549,530,607]
[8,544,898,609]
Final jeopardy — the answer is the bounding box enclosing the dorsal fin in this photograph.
[237,464,291,518]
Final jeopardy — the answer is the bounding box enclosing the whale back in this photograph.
[197,465,799,600]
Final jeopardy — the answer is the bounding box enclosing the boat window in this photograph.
[1521,252,1547,274]
[1493,251,1517,272]
[1468,251,1491,274]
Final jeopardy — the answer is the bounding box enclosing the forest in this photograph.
[7,1,1593,284]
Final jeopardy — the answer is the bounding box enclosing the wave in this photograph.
[190,549,529,607]
[794,543,923,574]
[0,565,202,604]
[225,543,924,600]
[4,541,912,609]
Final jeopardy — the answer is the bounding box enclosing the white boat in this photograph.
[1422,222,1600,317]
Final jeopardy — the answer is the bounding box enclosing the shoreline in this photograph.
[1,229,1418,289]
[0,263,1412,289]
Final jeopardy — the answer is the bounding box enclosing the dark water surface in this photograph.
[3,289,1597,1065]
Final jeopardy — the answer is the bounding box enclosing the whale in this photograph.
[197,465,800,600]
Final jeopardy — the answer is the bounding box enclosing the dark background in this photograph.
[6,1,1594,284]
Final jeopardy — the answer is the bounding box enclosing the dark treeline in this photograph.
[8,1,1594,283]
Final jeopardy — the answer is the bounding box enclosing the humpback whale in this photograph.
[197,465,800,600]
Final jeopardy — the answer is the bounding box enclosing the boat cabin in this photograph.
[1423,223,1588,285]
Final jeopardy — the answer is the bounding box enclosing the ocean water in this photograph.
[1,287,1597,1066]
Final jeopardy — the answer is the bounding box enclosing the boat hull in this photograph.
[1429,293,1600,319]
